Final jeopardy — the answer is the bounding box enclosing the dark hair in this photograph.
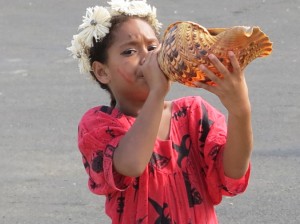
[89,15,159,108]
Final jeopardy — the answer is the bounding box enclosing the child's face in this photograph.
[105,18,160,103]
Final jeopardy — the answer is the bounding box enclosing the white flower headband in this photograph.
[67,0,162,74]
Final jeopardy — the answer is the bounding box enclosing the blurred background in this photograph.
[0,0,299,223]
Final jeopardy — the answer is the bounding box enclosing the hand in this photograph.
[141,45,171,97]
[114,46,171,177]
[194,51,251,117]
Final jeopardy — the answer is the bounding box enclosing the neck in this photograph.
[116,100,145,117]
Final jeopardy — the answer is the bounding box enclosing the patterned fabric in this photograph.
[78,96,250,223]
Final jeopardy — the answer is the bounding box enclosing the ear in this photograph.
[92,61,110,84]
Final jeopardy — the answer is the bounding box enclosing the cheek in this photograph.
[116,62,136,83]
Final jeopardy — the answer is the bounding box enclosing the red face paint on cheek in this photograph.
[117,67,134,83]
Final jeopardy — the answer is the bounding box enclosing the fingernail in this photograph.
[208,54,215,59]
[199,64,205,70]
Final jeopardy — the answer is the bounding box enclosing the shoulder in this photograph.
[78,106,132,151]
[78,105,126,134]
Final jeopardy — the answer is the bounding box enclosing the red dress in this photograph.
[78,96,250,223]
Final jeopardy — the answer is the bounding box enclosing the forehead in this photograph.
[113,18,158,44]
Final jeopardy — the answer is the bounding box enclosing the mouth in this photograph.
[137,73,144,78]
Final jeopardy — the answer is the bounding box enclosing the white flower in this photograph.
[78,52,92,74]
[68,0,162,74]
[67,35,81,59]
[78,6,112,47]
[67,6,112,74]
[108,0,162,33]
[67,35,92,74]
[109,0,150,16]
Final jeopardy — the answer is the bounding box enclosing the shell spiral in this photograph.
[158,21,273,87]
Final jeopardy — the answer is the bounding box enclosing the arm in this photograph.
[195,52,253,179]
[113,49,170,177]
[224,107,253,179]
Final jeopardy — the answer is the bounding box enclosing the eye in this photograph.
[121,49,137,56]
[148,45,157,51]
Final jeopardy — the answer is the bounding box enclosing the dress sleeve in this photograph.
[189,97,250,205]
[77,107,134,195]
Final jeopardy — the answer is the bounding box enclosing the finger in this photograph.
[155,44,162,52]
[199,64,220,83]
[193,81,219,95]
[228,51,241,74]
[144,50,154,64]
[208,54,228,76]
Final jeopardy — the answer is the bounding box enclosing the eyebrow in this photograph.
[119,38,159,48]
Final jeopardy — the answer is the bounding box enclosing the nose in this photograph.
[139,47,148,65]
[140,57,146,65]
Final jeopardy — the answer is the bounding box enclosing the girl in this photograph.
[68,0,253,223]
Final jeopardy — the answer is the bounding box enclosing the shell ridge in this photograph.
[158,21,273,87]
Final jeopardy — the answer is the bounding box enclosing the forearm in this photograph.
[113,92,165,177]
[223,110,253,179]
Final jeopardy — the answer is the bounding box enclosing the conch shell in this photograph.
[158,21,273,86]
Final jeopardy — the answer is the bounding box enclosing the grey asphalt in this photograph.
[0,0,299,223]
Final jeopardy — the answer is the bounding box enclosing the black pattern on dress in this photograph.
[172,134,191,168]
[198,102,214,148]
[98,105,114,115]
[148,197,172,224]
[172,106,190,121]
[82,154,101,190]
[136,215,148,224]
[91,151,103,173]
[117,192,125,222]
[150,152,171,169]
[183,172,203,207]
[133,177,140,201]
[105,126,116,138]
[209,145,220,161]
[95,106,123,118]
